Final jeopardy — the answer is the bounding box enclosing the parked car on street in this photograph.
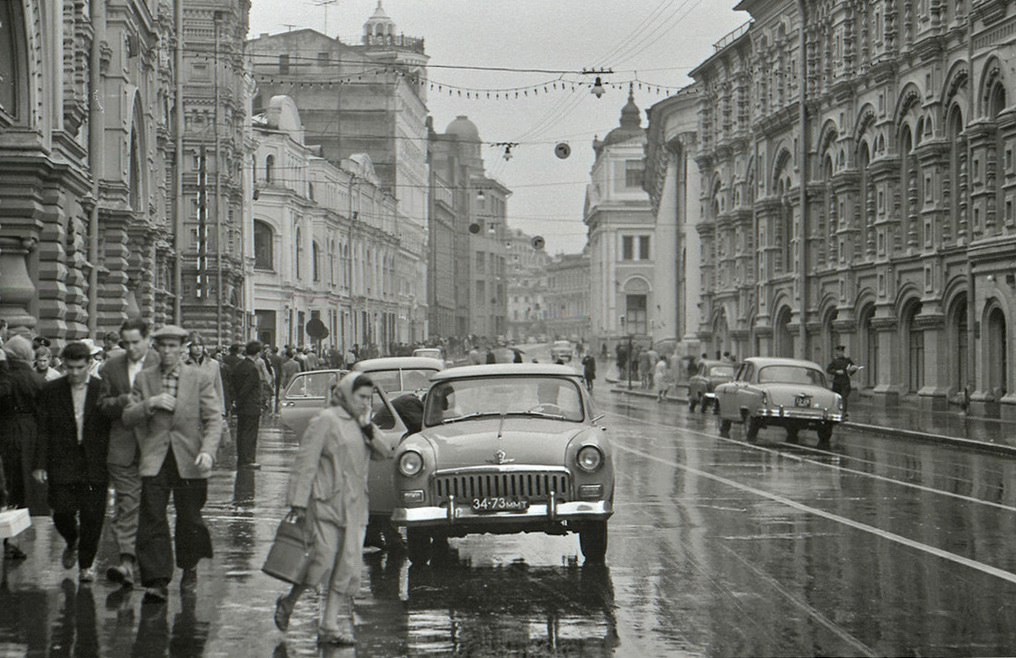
[551,340,574,363]
[714,357,843,444]
[412,347,447,367]
[687,360,736,413]
[391,364,614,565]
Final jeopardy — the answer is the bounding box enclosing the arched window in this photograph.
[987,307,1008,397]
[265,155,274,183]
[128,123,142,211]
[295,226,302,279]
[312,240,321,282]
[253,220,273,270]
[0,0,25,121]
[329,238,335,285]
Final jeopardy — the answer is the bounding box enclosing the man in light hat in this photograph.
[123,324,223,602]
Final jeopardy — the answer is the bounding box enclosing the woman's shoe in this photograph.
[317,626,355,645]
[274,595,294,632]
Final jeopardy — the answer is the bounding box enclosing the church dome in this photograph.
[364,1,395,38]
[601,88,644,148]
[446,115,481,142]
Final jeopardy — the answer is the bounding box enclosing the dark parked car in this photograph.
[687,360,736,413]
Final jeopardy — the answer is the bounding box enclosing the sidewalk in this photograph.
[605,371,1016,456]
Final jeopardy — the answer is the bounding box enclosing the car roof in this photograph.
[700,360,733,367]
[430,363,581,381]
[743,356,824,370]
[352,357,444,371]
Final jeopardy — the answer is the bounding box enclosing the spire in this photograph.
[619,84,640,130]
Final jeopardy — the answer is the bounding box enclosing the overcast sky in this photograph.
[248,1,748,254]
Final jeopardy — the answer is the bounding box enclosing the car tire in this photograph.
[745,417,761,443]
[406,529,432,565]
[817,424,833,445]
[579,521,608,565]
[719,418,732,438]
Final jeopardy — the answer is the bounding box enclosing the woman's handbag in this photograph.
[262,511,312,584]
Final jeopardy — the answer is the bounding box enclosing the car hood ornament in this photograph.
[488,449,515,465]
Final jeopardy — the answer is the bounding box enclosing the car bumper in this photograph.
[392,499,613,527]
[757,407,843,423]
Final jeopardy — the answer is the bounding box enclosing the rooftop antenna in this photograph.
[310,0,338,36]
[282,23,299,32]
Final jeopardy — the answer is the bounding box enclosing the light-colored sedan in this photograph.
[391,364,614,565]
[715,357,843,444]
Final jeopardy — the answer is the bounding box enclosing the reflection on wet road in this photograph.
[4,385,1016,656]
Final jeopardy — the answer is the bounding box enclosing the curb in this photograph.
[606,386,1016,457]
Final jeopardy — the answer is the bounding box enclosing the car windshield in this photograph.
[424,376,585,426]
[285,371,339,398]
[757,365,827,387]
[709,366,735,378]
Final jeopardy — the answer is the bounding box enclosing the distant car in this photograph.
[551,340,573,363]
[352,356,445,398]
[715,357,843,444]
[412,347,446,366]
[391,364,614,565]
[688,360,736,413]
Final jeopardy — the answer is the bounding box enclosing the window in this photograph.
[253,220,273,270]
[295,227,302,279]
[0,0,24,119]
[625,160,644,188]
[625,294,647,335]
[638,235,650,260]
[279,54,290,74]
[622,236,634,260]
[475,251,485,274]
[317,52,329,66]
[265,155,274,183]
[312,241,321,282]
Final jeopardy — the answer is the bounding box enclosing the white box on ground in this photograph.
[0,508,31,538]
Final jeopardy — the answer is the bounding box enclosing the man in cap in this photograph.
[123,324,223,601]
[827,344,858,418]
[99,318,160,588]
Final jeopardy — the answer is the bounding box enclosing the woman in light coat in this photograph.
[273,372,389,644]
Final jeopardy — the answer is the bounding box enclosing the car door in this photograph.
[734,363,757,418]
[717,364,747,418]
[279,371,341,437]
[367,385,407,515]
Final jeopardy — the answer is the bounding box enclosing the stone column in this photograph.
[870,308,901,407]
[914,303,948,410]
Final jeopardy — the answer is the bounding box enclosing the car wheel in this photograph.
[406,529,432,565]
[719,418,732,438]
[579,521,608,564]
[817,424,833,445]
[745,417,761,443]
[785,427,800,443]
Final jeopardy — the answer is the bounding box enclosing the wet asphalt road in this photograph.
[4,360,1016,655]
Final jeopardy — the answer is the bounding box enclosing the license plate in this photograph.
[795,396,812,407]
[470,497,530,513]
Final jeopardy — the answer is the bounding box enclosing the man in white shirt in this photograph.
[97,319,159,587]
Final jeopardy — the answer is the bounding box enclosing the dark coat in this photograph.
[35,377,110,486]
[232,357,262,416]
[0,360,45,511]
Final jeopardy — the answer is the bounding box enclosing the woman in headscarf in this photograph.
[274,372,390,645]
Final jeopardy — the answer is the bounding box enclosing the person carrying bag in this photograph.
[270,372,389,645]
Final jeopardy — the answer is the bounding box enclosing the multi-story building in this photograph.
[505,228,550,342]
[428,115,510,338]
[648,1,1016,417]
[544,251,592,343]
[251,95,401,352]
[0,0,250,341]
[585,91,658,354]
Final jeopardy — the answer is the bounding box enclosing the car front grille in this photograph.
[434,470,571,502]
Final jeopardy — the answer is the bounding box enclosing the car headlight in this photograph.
[398,450,424,477]
[576,445,604,473]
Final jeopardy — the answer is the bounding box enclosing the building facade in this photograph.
[505,228,550,342]
[251,96,402,352]
[654,0,1016,417]
[585,91,657,354]
[544,251,592,343]
[0,0,250,342]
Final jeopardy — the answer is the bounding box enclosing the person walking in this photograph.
[33,341,110,582]
[123,324,223,602]
[98,318,160,587]
[273,372,388,644]
[280,349,301,393]
[654,357,670,402]
[827,345,858,417]
[232,341,264,470]
[269,347,284,414]
[0,335,45,558]
[184,333,225,414]
[581,352,597,392]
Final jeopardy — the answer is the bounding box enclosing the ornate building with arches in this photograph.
[668,0,1016,417]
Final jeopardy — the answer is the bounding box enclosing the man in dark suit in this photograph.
[98,318,159,588]
[123,324,223,602]
[231,341,263,470]
[32,341,110,583]
[220,344,242,415]
[269,346,283,414]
